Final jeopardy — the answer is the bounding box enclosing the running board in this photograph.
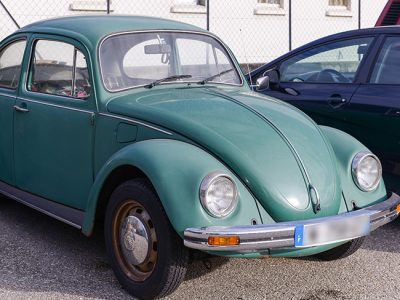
[0,181,84,229]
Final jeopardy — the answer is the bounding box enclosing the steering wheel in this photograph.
[316,69,350,83]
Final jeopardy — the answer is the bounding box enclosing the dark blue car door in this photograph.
[340,35,400,191]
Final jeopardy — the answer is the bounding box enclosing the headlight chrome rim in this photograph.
[351,151,382,192]
[199,171,238,218]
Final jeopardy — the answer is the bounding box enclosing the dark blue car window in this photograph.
[370,37,400,85]
[280,37,373,84]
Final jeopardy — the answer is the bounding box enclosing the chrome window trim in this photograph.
[24,36,97,110]
[0,38,28,91]
[18,97,93,114]
[98,112,173,135]
[98,29,244,93]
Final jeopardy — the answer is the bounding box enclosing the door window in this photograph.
[370,37,400,85]
[0,39,26,89]
[29,40,90,98]
[280,37,374,83]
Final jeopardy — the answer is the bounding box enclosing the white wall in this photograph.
[0,0,388,65]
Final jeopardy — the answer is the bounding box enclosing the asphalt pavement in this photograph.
[0,195,399,300]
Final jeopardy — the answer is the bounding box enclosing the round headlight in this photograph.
[351,151,382,192]
[199,171,238,218]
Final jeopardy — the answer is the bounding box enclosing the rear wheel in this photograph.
[314,237,365,261]
[104,179,189,300]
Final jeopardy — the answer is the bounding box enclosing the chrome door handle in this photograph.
[13,105,29,113]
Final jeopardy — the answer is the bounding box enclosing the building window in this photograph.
[69,0,113,12]
[171,0,206,14]
[258,0,281,6]
[326,0,352,17]
[329,0,348,7]
[254,0,285,15]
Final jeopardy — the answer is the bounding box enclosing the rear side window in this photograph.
[370,37,400,84]
[0,40,26,89]
[29,40,90,99]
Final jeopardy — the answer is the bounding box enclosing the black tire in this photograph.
[314,237,365,261]
[104,179,189,300]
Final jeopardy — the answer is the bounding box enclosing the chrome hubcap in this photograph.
[113,200,158,282]
[120,215,149,265]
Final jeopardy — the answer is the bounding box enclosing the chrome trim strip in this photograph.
[0,181,83,229]
[184,193,400,252]
[0,92,16,98]
[18,97,93,114]
[98,29,244,93]
[99,112,173,135]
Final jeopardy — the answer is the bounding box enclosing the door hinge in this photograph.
[90,113,96,126]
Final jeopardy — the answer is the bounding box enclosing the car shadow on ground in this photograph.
[0,196,228,299]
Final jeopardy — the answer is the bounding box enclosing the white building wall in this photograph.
[0,0,388,65]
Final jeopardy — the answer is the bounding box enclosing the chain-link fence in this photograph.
[0,0,388,71]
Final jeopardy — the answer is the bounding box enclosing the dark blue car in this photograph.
[248,26,400,192]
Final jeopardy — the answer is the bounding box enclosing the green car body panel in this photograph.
[0,16,389,260]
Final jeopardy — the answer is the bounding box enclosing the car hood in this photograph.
[106,86,341,222]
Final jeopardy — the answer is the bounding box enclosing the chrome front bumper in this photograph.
[184,193,400,252]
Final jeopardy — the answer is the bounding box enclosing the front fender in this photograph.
[82,139,265,236]
[320,126,387,210]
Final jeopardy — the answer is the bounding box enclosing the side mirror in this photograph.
[263,69,280,90]
[256,76,270,91]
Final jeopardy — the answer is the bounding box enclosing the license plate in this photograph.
[294,214,370,248]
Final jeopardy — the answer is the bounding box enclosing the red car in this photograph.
[376,0,400,26]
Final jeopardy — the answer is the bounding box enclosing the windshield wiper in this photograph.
[144,75,192,89]
[197,68,234,85]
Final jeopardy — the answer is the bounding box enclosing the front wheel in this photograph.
[105,179,189,300]
[314,237,365,261]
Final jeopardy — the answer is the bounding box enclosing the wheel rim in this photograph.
[112,200,158,282]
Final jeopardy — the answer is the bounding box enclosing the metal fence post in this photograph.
[107,0,110,14]
[358,0,361,29]
[289,0,292,51]
[0,0,20,29]
[206,0,210,31]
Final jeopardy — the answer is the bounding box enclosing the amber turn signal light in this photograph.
[208,235,240,246]
[396,204,400,214]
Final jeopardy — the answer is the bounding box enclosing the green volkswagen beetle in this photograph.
[0,15,399,299]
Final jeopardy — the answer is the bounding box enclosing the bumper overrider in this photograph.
[184,193,400,252]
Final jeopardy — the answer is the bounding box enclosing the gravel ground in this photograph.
[0,195,399,300]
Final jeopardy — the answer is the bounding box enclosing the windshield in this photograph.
[99,31,242,91]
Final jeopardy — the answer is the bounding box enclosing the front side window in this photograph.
[280,37,373,83]
[0,40,26,89]
[29,40,90,98]
[100,32,242,91]
[370,37,400,85]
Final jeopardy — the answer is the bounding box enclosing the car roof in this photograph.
[313,25,400,39]
[15,15,207,49]
[249,25,400,75]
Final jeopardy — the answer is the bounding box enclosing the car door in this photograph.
[14,35,95,210]
[342,35,400,191]
[0,37,27,185]
[256,36,376,128]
